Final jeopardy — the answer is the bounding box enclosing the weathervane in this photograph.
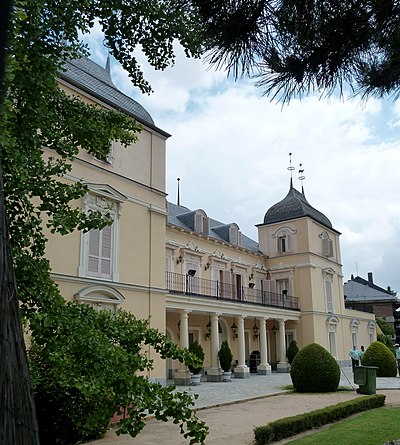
[177,177,180,206]
[298,163,306,193]
[287,152,295,178]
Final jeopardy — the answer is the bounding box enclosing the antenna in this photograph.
[177,178,180,206]
[298,163,305,194]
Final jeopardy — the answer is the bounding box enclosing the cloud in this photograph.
[84,33,400,293]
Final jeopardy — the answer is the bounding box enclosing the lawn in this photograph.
[285,407,400,444]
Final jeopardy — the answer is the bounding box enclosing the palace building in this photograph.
[45,56,376,384]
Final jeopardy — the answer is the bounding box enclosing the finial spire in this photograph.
[177,178,181,206]
[287,153,295,188]
[298,163,306,195]
[105,54,111,74]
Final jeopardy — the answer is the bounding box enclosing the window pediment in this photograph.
[84,183,127,203]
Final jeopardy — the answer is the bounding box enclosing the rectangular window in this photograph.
[352,332,358,348]
[322,238,334,257]
[87,224,113,278]
[324,277,333,313]
[329,331,336,357]
[279,236,286,253]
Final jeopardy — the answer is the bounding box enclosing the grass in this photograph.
[285,407,400,444]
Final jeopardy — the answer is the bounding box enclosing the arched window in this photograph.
[326,316,339,357]
[350,319,360,348]
[273,227,296,254]
[320,232,333,257]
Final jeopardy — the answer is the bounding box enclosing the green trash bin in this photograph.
[354,365,378,395]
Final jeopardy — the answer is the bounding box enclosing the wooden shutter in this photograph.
[100,225,112,276]
[221,270,231,297]
[88,228,100,274]
[87,225,113,278]
[323,238,333,257]
[325,278,333,313]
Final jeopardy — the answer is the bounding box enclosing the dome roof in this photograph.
[263,180,333,229]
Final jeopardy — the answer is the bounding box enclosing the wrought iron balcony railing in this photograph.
[166,271,299,311]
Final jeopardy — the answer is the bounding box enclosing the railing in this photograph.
[165,271,299,310]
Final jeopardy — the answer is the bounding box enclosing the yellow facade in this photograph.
[45,57,375,385]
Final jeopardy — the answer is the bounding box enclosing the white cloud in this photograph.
[84,34,400,293]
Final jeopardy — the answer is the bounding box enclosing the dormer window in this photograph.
[229,224,241,246]
[194,210,209,235]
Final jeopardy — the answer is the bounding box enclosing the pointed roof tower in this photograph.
[261,154,334,230]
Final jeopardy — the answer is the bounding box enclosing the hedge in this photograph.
[253,394,386,445]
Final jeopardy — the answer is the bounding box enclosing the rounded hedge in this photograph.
[361,341,397,377]
[290,343,340,392]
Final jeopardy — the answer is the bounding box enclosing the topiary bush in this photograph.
[290,343,340,392]
[286,340,299,365]
[361,341,397,377]
[188,341,205,374]
[218,340,233,372]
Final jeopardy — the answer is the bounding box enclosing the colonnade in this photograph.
[174,310,289,385]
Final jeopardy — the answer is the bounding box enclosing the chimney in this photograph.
[367,272,373,285]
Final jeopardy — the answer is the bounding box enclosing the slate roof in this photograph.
[59,57,169,135]
[344,276,398,302]
[262,180,334,231]
[167,202,260,253]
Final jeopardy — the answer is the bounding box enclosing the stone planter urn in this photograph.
[222,371,232,382]
[190,373,202,386]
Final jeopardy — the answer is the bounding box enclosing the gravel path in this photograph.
[88,390,400,445]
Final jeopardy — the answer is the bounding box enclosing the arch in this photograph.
[74,285,125,308]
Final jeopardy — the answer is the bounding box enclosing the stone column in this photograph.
[277,319,289,373]
[234,315,250,379]
[257,317,271,375]
[174,310,191,386]
[207,312,222,382]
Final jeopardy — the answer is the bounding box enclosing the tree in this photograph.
[2,1,208,443]
[189,0,400,102]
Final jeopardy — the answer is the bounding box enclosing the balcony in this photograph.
[166,272,299,311]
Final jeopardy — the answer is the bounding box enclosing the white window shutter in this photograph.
[100,225,112,276]
[263,280,277,294]
[88,229,100,274]
[203,217,209,235]
[325,278,333,313]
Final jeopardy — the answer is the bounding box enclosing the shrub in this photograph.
[361,341,397,377]
[188,341,205,374]
[30,352,112,445]
[377,333,395,354]
[218,340,233,372]
[286,340,299,365]
[254,394,386,444]
[290,343,340,392]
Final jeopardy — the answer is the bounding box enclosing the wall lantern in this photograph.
[204,320,211,341]
[231,322,238,340]
[252,319,259,340]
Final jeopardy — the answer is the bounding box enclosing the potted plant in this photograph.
[218,340,233,382]
[286,339,299,366]
[188,341,205,386]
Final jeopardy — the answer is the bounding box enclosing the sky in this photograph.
[84,29,400,295]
